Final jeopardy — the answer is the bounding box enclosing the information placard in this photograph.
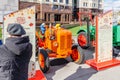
[86,10,120,71]
[97,11,113,63]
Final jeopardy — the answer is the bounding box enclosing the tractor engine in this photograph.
[44,27,72,58]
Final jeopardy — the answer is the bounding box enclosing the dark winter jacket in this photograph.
[0,36,32,80]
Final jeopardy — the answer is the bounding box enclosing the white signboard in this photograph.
[0,0,18,22]
[3,6,36,78]
[97,11,113,63]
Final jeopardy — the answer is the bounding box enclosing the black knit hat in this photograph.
[7,23,26,36]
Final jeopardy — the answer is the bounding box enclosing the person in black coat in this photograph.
[0,23,32,80]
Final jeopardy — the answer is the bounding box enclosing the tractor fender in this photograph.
[77,29,87,34]
[77,25,87,34]
[77,25,95,35]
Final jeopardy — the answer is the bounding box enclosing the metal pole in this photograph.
[86,17,90,47]
[40,0,43,21]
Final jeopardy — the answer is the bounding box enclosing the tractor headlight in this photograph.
[53,41,58,47]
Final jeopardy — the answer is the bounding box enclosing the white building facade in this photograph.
[77,0,103,9]
[21,0,72,5]
[73,0,103,21]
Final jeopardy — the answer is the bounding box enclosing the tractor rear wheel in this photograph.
[71,44,84,64]
[38,49,50,73]
[113,47,120,57]
[77,32,89,49]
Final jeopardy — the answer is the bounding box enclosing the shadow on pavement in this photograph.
[45,58,68,80]
[50,58,69,66]
[82,47,94,63]
[45,47,95,80]
[65,66,97,80]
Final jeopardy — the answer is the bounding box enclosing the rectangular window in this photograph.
[98,0,102,3]
[93,3,95,7]
[44,13,46,21]
[35,13,38,21]
[68,14,69,21]
[48,13,50,21]
[86,3,88,7]
[60,5,64,9]
[54,14,61,21]
[59,0,63,3]
[53,5,58,9]
[33,0,37,2]
[53,0,57,2]
[65,14,67,21]
[66,0,69,4]
[83,2,88,7]
[65,6,69,9]
[83,2,86,6]
[98,4,102,8]
[46,0,49,2]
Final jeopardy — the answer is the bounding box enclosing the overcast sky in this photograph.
[104,0,120,11]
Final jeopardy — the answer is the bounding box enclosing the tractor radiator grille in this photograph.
[67,35,71,49]
[60,35,71,50]
[60,36,65,50]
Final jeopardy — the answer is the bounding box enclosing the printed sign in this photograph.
[96,11,113,63]
[0,0,18,22]
[3,6,36,78]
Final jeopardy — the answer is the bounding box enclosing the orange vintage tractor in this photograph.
[36,24,84,73]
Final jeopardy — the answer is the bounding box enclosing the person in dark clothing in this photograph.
[0,23,32,80]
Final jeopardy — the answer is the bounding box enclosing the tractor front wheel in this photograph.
[77,32,89,49]
[71,44,84,64]
[38,49,50,73]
